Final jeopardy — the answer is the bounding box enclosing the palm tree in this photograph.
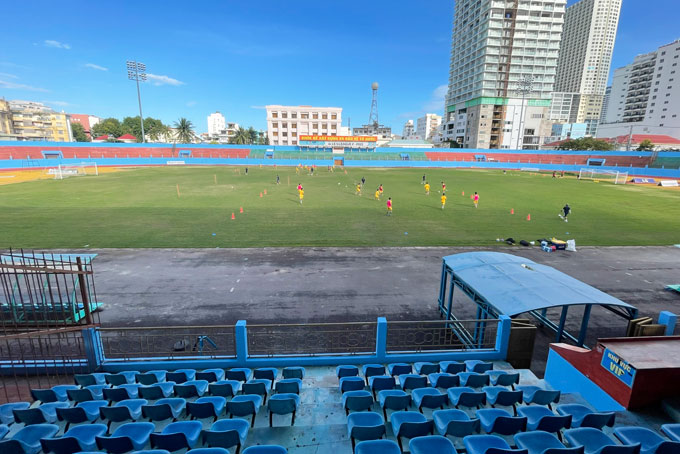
[173,118,195,143]
[247,127,258,144]
[230,127,252,145]
[149,124,171,142]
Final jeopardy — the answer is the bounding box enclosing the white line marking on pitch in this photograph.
[230,287,234,293]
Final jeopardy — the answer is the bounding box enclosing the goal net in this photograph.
[578,168,628,184]
[50,163,99,180]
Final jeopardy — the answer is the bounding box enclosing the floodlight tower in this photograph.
[368,82,379,128]
[127,60,147,143]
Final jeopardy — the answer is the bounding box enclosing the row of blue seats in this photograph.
[339,370,522,393]
[336,360,496,383]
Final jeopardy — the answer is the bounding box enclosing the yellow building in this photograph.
[47,113,71,142]
[8,100,72,142]
[0,99,17,140]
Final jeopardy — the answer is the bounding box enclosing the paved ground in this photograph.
[89,246,680,375]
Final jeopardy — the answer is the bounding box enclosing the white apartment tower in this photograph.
[442,0,566,149]
[416,114,442,141]
[266,105,342,146]
[207,112,226,136]
[598,39,680,140]
[402,120,415,138]
[552,0,622,135]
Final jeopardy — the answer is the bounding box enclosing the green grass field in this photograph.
[1,166,679,248]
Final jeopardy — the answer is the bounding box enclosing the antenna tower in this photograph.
[368,82,379,127]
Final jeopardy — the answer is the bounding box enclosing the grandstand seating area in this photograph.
[651,156,680,169]
[1,360,677,454]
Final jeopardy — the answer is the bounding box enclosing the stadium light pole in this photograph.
[515,75,534,150]
[127,60,147,143]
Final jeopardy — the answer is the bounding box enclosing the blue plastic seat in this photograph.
[68,385,108,403]
[428,373,460,389]
[242,446,287,454]
[518,386,561,409]
[440,361,466,374]
[0,423,59,454]
[100,399,148,427]
[518,406,572,433]
[388,363,412,377]
[398,374,428,391]
[661,424,680,443]
[448,387,486,409]
[166,369,196,384]
[74,373,107,387]
[275,378,302,395]
[0,424,8,439]
[242,379,272,404]
[268,393,300,427]
[173,380,209,398]
[390,411,434,452]
[459,372,490,388]
[0,402,30,425]
[139,382,176,400]
[433,409,480,437]
[56,400,108,427]
[41,423,108,454]
[184,449,230,454]
[464,434,529,454]
[135,370,166,385]
[614,427,680,454]
[142,398,187,421]
[565,427,641,454]
[336,365,360,379]
[254,367,279,383]
[377,390,411,420]
[226,368,253,382]
[347,412,386,450]
[343,390,374,414]
[410,435,458,454]
[354,439,400,454]
[186,396,227,420]
[483,386,523,414]
[227,395,262,427]
[203,418,250,453]
[281,367,305,380]
[414,362,440,375]
[105,372,137,386]
[486,371,521,388]
[341,376,366,393]
[131,450,171,454]
[150,420,203,451]
[31,385,79,403]
[209,380,241,398]
[196,369,226,383]
[14,402,69,424]
[412,388,448,412]
[368,376,396,398]
[96,422,155,453]
[515,431,584,454]
[476,408,527,435]
[362,364,386,385]
[466,360,493,373]
[556,404,615,429]
[104,384,142,402]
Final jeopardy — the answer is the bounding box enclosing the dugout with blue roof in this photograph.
[438,252,638,346]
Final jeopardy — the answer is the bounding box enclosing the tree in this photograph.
[636,139,654,151]
[148,123,171,142]
[70,122,90,142]
[91,117,123,138]
[230,127,252,145]
[247,127,259,145]
[557,137,614,151]
[173,118,195,143]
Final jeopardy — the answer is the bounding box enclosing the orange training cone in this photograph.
[462,191,464,196]
[231,212,235,220]
[264,189,267,195]
[240,207,244,213]
[527,214,531,221]
[511,208,514,215]
[260,192,263,198]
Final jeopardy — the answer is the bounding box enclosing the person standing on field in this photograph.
[386,197,392,216]
[422,174,426,184]
[441,192,447,209]
[560,203,571,222]
[473,192,479,208]
[424,182,430,195]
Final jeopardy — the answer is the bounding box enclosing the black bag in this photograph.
[505,237,516,245]
[520,240,530,246]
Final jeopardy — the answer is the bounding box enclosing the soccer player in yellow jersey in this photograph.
[356,184,362,196]
[424,182,430,195]
[441,192,447,209]
[299,188,304,205]
[375,188,380,200]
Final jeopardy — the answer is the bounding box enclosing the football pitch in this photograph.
[0,165,679,248]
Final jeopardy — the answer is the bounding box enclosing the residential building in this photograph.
[352,124,392,144]
[402,120,415,138]
[69,114,101,139]
[551,0,622,136]
[416,114,441,141]
[8,100,72,142]
[207,112,226,136]
[600,86,611,122]
[0,99,17,140]
[543,123,588,145]
[266,105,342,146]
[544,134,680,150]
[598,39,680,140]
[442,0,567,149]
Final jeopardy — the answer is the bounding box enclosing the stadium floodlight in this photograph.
[127,60,147,143]
[515,75,534,151]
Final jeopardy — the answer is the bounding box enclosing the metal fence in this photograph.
[0,327,90,404]
[247,322,377,357]
[0,249,101,330]
[98,326,236,361]
[386,319,499,353]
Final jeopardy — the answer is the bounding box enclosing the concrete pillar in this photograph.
[376,317,387,362]
[235,320,248,366]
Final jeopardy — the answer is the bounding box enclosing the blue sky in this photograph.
[1,0,678,134]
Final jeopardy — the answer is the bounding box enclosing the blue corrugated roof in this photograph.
[443,252,635,316]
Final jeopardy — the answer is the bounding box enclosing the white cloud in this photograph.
[186,101,197,107]
[0,72,18,79]
[146,73,185,86]
[85,63,108,71]
[44,40,71,50]
[422,84,448,113]
[250,105,266,109]
[0,79,49,92]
